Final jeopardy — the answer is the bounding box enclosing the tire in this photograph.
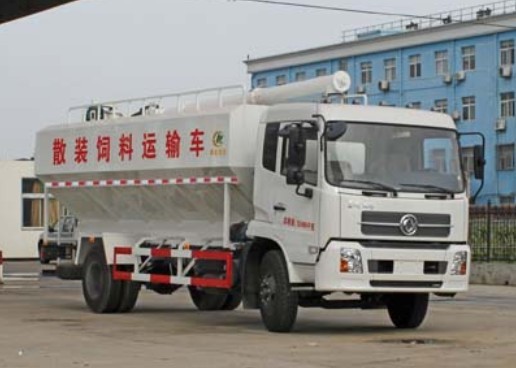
[259,250,298,333]
[82,247,122,313]
[188,286,228,311]
[116,281,141,313]
[221,288,242,311]
[386,293,429,329]
[56,262,83,280]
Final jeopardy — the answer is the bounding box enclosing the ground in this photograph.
[1,262,516,368]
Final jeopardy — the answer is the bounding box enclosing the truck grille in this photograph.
[361,211,451,238]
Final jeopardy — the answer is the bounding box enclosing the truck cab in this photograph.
[245,102,482,331]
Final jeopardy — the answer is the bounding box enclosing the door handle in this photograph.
[274,203,287,212]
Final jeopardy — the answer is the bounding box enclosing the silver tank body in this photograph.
[35,104,267,243]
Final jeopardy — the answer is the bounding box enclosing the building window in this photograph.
[21,178,59,229]
[256,78,267,88]
[430,149,447,172]
[316,68,328,77]
[338,59,348,71]
[462,96,476,121]
[295,71,306,82]
[501,92,515,118]
[461,147,475,175]
[409,55,422,78]
[500,195,515,204]
[500,40,515,66]
[497,144,515,171]
[384,58,396,81]
[435,50,449,75]
[276,75,287,86]
[434,99,448,113]
[462,46,476,71]
[360,62,372,84]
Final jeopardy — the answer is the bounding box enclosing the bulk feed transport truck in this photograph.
[35,72,484,332]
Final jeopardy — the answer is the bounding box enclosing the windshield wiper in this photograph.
[341,180,398,194]
[400,183,454,194]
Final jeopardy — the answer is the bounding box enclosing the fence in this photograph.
[469,204,516,262]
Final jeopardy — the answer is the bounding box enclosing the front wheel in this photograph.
[259,250,298,333]
[386,293,429,329]
[82,247,121,313]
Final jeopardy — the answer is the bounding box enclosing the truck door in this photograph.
[271,123,320,265]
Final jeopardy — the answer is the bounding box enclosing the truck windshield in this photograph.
[325,122,464,193]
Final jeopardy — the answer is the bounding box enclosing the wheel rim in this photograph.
[260,273,276,307]
[86,262,104,300]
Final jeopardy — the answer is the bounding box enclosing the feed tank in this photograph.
[35,104,267,243]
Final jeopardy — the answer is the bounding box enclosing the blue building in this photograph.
[246,2,516,205]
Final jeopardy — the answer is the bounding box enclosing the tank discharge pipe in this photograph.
[247,71,351,105]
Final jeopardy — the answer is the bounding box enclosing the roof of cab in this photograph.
[262,103,456,130]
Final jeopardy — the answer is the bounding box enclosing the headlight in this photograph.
[450,251,468,276]
[340,248,363,274]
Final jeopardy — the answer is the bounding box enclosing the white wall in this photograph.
[0,161,40,259]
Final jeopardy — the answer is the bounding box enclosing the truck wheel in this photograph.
[82,247,122,313]
[188,286,228,311]
[221,288,242,311]
[386,293,429,329]
[259,250,298,333]
[116,281,141,313]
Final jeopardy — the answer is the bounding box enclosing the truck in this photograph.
[37,215,78,264]
[34,72,485,332]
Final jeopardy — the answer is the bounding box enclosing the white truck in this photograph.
[34,72,484,332]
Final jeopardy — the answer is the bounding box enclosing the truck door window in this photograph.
[281,127,318,186]
[262,123,280,172]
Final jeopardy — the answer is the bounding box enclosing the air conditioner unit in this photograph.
[500,65,513,78]
[357,85,366,94]
[443,74,453,84]
[378,80,390,92]
[455,70,466,82]
[451,111,461,121]
[496,118,507,131]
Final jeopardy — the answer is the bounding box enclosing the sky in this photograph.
[0,0,490,159]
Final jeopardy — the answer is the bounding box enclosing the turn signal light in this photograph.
[451,251,468,276]
[340,248,363,274]
[340,259,350,273]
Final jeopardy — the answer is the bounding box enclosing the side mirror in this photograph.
[326,121,348,141]
[473,145,485,180]
[280,124,307,186]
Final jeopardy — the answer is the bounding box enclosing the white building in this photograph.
[0,160,59,259]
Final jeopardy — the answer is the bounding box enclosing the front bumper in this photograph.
[315,240,470,293]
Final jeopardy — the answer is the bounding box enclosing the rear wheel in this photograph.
[386,293,429,329]
[188,286,228,311]
[82,247,121,313]
[116,280,141,313]
[221,287,242,311]
[259,250,298,333]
